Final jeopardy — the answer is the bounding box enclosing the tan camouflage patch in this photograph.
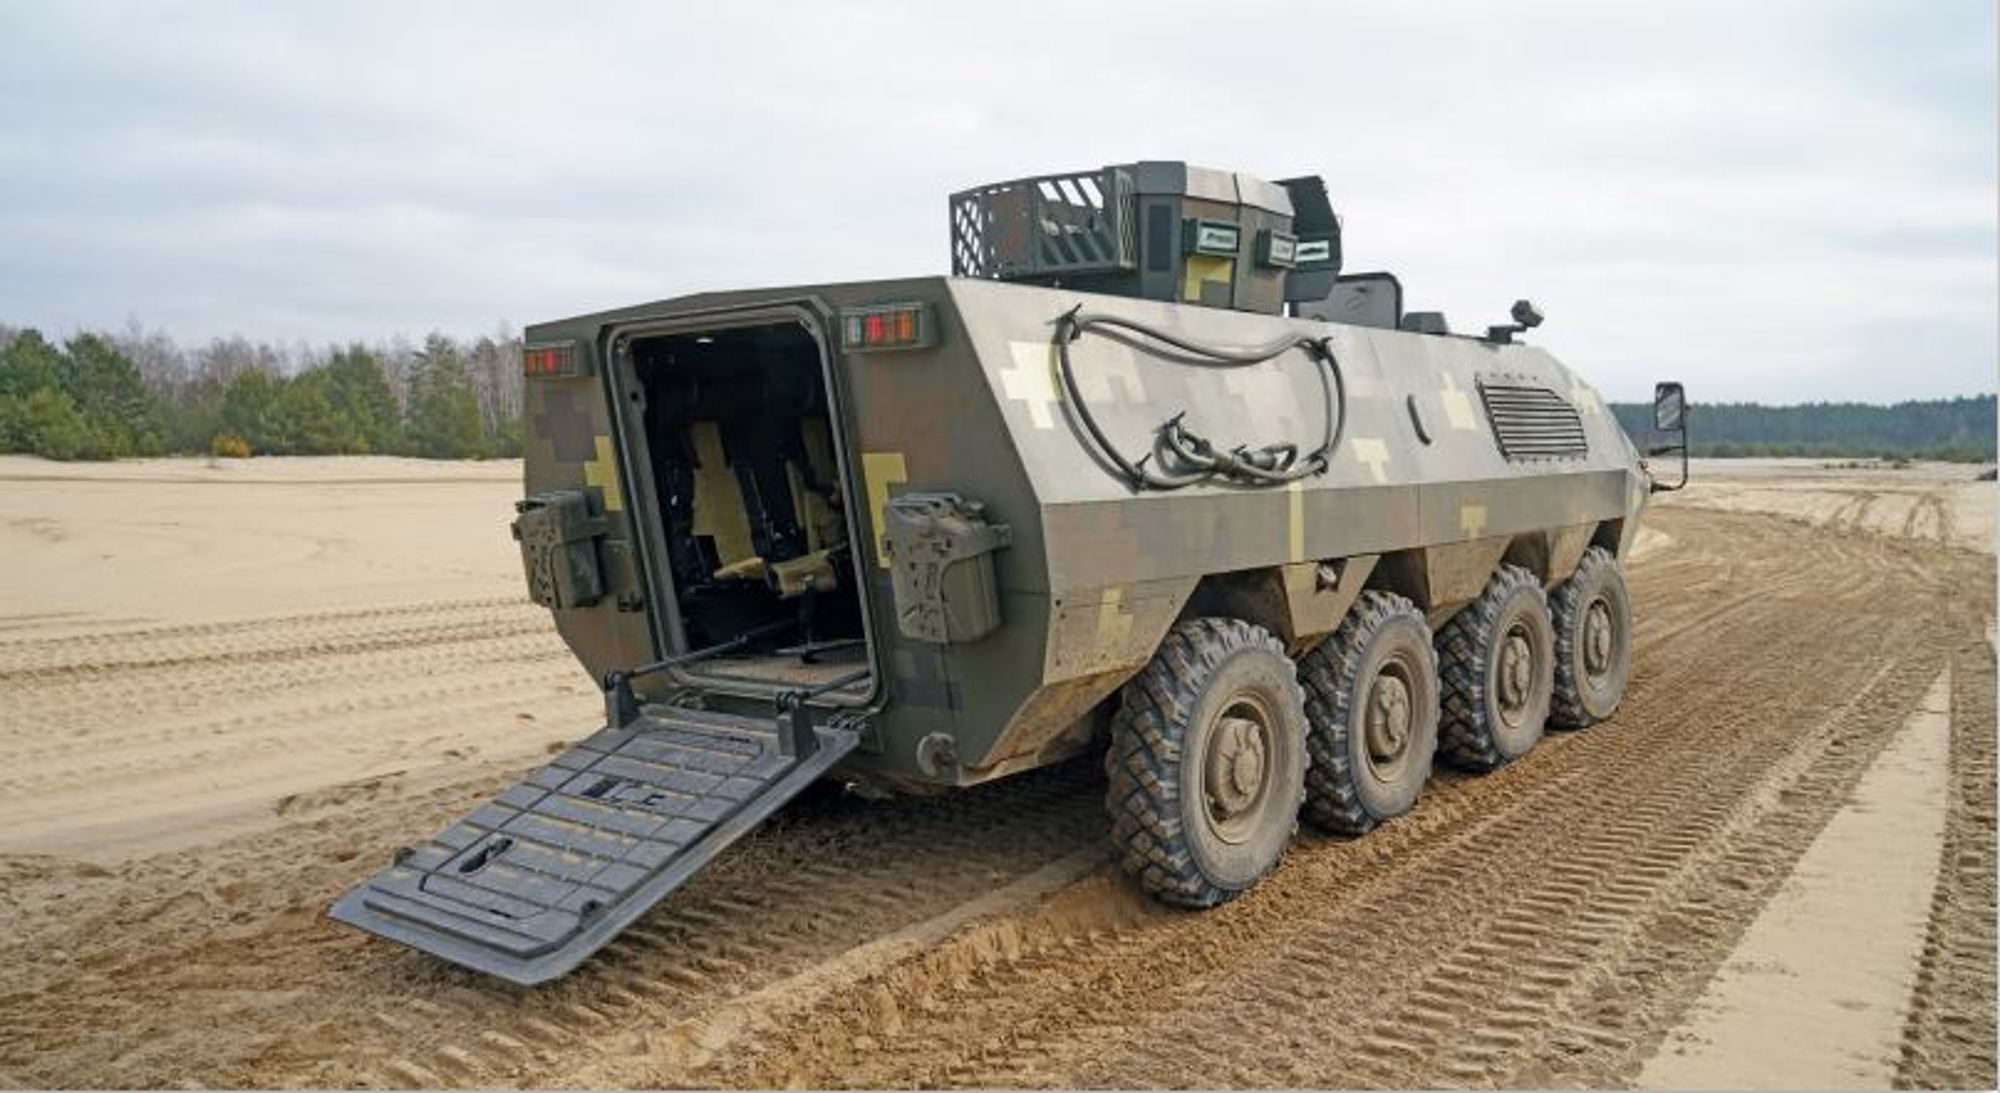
[1182,254,1233,303]
[1096,585,1133,647]
[860,451,908,568]
[585,434,624,512]
[1042,579,1194,683]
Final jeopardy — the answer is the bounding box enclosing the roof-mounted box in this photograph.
[950,160,1339,316]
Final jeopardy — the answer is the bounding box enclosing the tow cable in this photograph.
[1052,307,1348,491]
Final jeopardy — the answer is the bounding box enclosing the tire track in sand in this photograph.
[0,758,1106,1088]
[1893,619,1997,1088]
[0,597,598,860]
[696,508,1990,1090]
[0,506,1991,1089]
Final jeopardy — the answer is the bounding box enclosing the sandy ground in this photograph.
[1639,670,1955,1089]
[0,455,1992,1089]
[1672,457,1996,553]
[0,455,592,861]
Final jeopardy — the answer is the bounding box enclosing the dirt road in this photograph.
[0,459,1991,1088]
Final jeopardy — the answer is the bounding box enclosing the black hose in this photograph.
[1052,309,1347,491]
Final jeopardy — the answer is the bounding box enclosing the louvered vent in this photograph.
[1477,379,1588,461]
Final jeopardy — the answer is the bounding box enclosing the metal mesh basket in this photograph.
[950,166,1137,280]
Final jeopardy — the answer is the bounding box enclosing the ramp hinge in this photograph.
[774,691,817,758]
[772,666,871,758]
[604,671,642,729]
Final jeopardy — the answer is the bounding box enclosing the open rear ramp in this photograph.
[329,705,858,985]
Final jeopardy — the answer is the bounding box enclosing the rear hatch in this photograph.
[610,307,878,704]
[329,304,877,984]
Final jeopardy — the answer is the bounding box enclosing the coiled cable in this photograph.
[1052,308,1347,490]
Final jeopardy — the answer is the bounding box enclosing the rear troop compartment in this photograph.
[622,319,873,699]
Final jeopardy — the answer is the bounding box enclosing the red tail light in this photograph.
[841,303,935,352]
[523,342,586,378]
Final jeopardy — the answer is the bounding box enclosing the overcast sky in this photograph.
[1,1,1993,402]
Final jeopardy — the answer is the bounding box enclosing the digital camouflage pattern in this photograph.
[519,275,1646,790]
[330,161,1658,984]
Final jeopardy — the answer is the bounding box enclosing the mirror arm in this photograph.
[1649,428,1689,493]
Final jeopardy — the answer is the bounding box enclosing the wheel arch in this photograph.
[1181,555,1381,656]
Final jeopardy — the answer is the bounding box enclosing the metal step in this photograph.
[328,704,859,985]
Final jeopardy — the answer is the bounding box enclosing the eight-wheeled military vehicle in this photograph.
[332,161,1690,983]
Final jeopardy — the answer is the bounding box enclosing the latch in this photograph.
[513,490,607,609]
[883,492,1011,644]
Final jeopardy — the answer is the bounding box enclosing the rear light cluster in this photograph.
[523,342,586,378]
[841,303,935,352]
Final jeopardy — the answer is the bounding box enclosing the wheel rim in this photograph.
[1496,622,1538,729]
[1202,695,1274,845]
[1583,597,1615,683]
[1362,654,1417,780]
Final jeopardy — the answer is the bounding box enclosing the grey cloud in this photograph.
[0,0,1991,404]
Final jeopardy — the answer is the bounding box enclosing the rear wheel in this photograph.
[1437,565,1554,771]
[1550,546,1632,728]
[1299,591,1439,835]
[1106,618,1308,907]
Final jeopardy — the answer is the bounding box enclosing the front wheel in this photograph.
[1106,618,1309,907]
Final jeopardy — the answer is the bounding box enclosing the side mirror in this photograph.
[1653,381,1686,432]
[1648,381,1689,492]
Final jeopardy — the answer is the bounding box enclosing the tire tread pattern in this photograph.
[1550,545,1625,729]
[1437,564,1544,772]
[1298,591,1434,835]
[1105,617,1301,908]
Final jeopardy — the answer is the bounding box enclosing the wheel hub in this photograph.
[1498,628,1533,714]
[1365,672,1412,763]
[1192,696,1272,840]
[1208,708,1272,812]
[1583,599,1613,678]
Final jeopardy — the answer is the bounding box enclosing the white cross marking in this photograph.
[1003,341,1061,430]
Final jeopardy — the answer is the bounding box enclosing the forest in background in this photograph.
[0,320,1992,463]
[0,321,522,460]
[1608,396,1995,462]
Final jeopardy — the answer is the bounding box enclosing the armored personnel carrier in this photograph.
[332,161,1689,983]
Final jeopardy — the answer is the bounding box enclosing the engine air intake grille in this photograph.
[1477,379,1588,461]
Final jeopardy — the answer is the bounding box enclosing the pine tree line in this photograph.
[1609,396,1996,462]
[0,322,524,460]
[1,319,1991,463]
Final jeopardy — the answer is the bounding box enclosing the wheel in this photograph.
[1436,565,1554,771]
[1549,546,1632,729]
[1298,591,1439,835]
[1105,617,1309,907]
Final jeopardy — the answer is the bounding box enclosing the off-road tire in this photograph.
[1298,591,1439,835]
[1549,546,1632,729]
[1436,564,1555,772]
[1106,618,1309,908]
